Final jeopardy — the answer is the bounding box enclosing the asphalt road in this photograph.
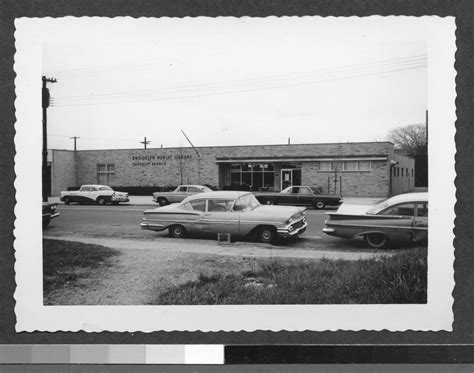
[44,204,373,252]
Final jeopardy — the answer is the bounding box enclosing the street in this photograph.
[44,204,374,252]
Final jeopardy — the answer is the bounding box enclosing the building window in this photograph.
[230,163,274,189]
[97,164,115,185]
[402,168,404,177]
[318,160,372,172]
[412,169,414,177]
[406,168,409,177]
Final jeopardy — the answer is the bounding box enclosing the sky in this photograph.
[42,18,427,151]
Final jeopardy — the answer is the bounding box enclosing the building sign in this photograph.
[131,153,193,166]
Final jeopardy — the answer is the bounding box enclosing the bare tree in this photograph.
[388,124,427,156]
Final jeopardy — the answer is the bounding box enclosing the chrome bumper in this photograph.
[140,221,166,231]
[277,220,308,238]
[322,227,335,235]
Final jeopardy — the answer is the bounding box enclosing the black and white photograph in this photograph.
[14,16,455,332]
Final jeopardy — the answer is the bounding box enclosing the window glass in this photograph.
[379,203,415,216]
[345,161,357,171]
[97,164,106,172]
[98,186,112,191]
[299,187,312,194]
[358,161,371,171]
[90,187,98,192]
[417,202,428,217]
[188,187,198,193]
[319,161,331,171]
[80,186,90,192]
[406,168,409,177]
[290,187,299,194]
[188,199,206,212]
[178,186,187,192]
[401,168,404,177]
[234,194,259,211]
[207,199,234,212]
[331,162,343,171]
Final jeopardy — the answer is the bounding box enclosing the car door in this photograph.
[88,186,100,202]
[200,198,239,236]
[413,202,428,242]
[171,186,188,203]
[280,186,298,205]
[377,202,416,242]
[76,186,92,203]
[298,186,314,205]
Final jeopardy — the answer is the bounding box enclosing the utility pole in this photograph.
[70,136,80,151]
[140,137,151,149]
[42,76,57,202]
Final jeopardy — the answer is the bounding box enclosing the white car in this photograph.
[60,184,129,205]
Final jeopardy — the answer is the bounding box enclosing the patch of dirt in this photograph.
[45,247,262,305]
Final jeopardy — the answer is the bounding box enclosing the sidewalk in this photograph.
[48,195,384,207]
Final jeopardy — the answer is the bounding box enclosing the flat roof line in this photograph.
[52,141,394,153]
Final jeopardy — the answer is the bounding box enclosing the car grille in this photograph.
[291,218,305,230]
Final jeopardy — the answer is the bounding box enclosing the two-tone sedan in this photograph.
[152,185,212,206]
[141,191,307,244]
[322,192,428,249]
[60,185,129,205]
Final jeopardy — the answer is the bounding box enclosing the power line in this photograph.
[51,55,426,102]
[51,62,426,107]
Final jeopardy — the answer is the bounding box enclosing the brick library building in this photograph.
[47,141,415,198]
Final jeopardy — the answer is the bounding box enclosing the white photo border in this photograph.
[14,16,456,332]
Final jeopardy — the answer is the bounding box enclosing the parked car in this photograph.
[60,184,129,205]
[42,202,60,227]
[141,191,307,243]
[152,185,212,206]
[254,185,343,209]
[322,192,428,249]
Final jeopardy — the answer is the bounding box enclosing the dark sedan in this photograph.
[254,185,343,209]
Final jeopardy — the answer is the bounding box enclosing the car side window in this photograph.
[186,199,206,212]
[81,186,90,192]
[90,187,98,192]
[188,187,198,193]
[299,187,311,194]
[417,202,428,217]
[178,186,187,192]
[379,203,416,217]
[207,199,234,212]
[291,187,299,194]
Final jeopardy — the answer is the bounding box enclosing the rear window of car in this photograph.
[379,203,415,217]
[183,199,206,212]
[299,187,312,194]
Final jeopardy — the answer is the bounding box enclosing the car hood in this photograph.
[245,205,306,221]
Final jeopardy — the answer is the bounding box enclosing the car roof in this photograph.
[385,192,428,204]
[178,185,210,188]
[184,191,252,201]
[82,184,111,188]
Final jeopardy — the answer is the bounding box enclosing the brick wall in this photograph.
[51,150,75,196]
[64,142,397,197]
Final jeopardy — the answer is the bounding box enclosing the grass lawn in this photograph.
[43,239,120,295]
[156,247,427,304]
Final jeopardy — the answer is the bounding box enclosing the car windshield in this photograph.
[234,194,260,211]
[98,186,112,191]
[201,186,212,192]
[281,186,292,193]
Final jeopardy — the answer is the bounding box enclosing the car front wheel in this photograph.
[364,233,389,249]
[313,200,325,209]
[63,197,70,205]
[158,198,169,206]
[169,225,186,238]
[258,226,276,244]
[262,198,275,205]
[97,197,106,205]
